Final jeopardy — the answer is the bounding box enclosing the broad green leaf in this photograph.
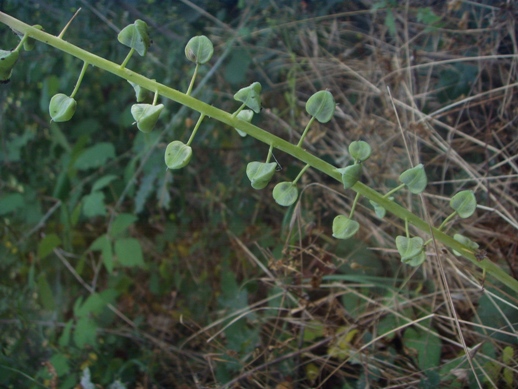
[128,81,147,102]
[349,141,372,162]
[450,190,476,218]
[185,35,214,64]
[395,236,424,261]
[37,233,61,259]
[234,82,262,113]
[164,140,192,169]
[370,200,386,219]
[272,181,298,206]
[74,317,97,348]
[0,49,19,83]
[82,191,106,218]
[399,164,427,194]
[403,327,441,370]
[92,174,118,192]
[58,320,73,347]
[246,161,277,189]
[131,103,164,133]
[37,274,55,310]
[117,19,150,56]
[115,238,145,267]
[110,213,138,237]
[0,193,24,215]
[332,215,360,239]
[90,234,114,273]
[336,164,361,189]
[75,142,116,170]
[234,109,253,137]
[305,90,335,123]
[75,293,105,318]
[453,233,479,256]
[49,93,77,122]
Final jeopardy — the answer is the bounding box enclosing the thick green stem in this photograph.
[1,11,517,293]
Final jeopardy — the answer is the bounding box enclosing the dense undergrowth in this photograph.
[1,0,517,388]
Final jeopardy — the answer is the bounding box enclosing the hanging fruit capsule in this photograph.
[0,49,20,84]
[131,104,164,133]
[49,93,77,122]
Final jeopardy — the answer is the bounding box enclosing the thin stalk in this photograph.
[349,192,361,219]
[152,89,159,106]
[120,48,134,69]
[186,62,199,96]
[232,102,246,118]
[384,183,405,198]
[292,163,310,185]
[438,211,457,232]
[1,12,517,293]
[186,113,205,146]
[296,115,316,148]
[70,61,88,99]
[266,144,273,163]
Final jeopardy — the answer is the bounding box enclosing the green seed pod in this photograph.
[185,35,214,64]
[246,162,277,189]
[118,19,151,56]
[164,141,192,170]
[131,104,164,133]
[453,234,479,257]
[450,190,477,218]
[399,164,427,194]
[234,109,254,137]
[332,215,359,239]
[49,93,77,122]
[0,49,20,84]
[336,164,362,189]
[128,81,148,102]
[234,82,262,113]
[306,90,335,123]
[395,236,424,262]
[349,140,372,162]
[272,181,298,207]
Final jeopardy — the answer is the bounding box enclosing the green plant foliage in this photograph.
[130,103,164,133]
[272,181,298,206]
[349,140,372,162]
[246,161,277,189]
[305,90,335,123]
[184,35,214,64]
[399,164,427,194]
[0,48,19,82]
[337,164,362,189]
[450,190,477,218]
[395,235,425,265]
[234,109,253,137]
[164,140,193,169]
[233,81,262,113]
[117,19,150,56]
[49,93,77,122]
[332,215,360,239]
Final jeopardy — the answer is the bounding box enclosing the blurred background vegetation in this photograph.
[1,0,517,388]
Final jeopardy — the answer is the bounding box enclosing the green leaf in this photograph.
[450,190,476,218]
[399,164,427,194]
[49,93,77,122]
[234,109,254,137]
[75,142,116,170]
[0,193,24,215]
[349,141,372,162]
[272,181,298,206]
[82,191,106,218]
[246,161,277,189]
[452,233,479,256]
[37,233,61,259]
[128,81,147,102]
[164,140,193,169]
[403,327,441,370]
[185,35,214,64]
[131,103,164,133]
[305,90,335,123]
[370,200,386,218]
[110,213,138,237]
[336,164,362,189]
[395,236,424,261]
[0,49,19,83]
[117,19,150,56]
[74,317,97,348]
[91,174,118,192]
[115,238,145,267]
[58,320,73,347]
[234,82,262,113]
[37,274,55,310]
[90,234,114,273]
[402,250,426,266]
[332,215,360,239]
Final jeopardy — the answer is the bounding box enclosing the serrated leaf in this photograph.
[90,234,114,273]
[450,190,476,218]
[246,162,277,189]
[49,93,77,122]
[117,19,150,56]
[332,215,360,239]
[75,143,115,170]
[305,90,335,123]
[336,164,361,189]
[453,233,479,256]
[131,103,164,133]
[110,213,138,237]
[0,49,19,83]
[399,164,427,194]
[185,35,214,64]
[115,238,145,267]
[164,140,192,169]
[395,236,424,261]
[234,109,253,137]
[349,141,372,162]
[272,181,298,206]
[234,82,262,113]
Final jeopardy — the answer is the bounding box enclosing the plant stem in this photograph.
[70,61,88,99]
[186,62,199,96]
[120,48,134,69]
[186,113,206,146]
[152,89,159,105]
[232,102,246,118]
[292,163,310,185]
[1,11,517,293]
[349,192,361,219]
[384,183,405,198]
[296,116,316,148]
[266,144,273,163]
[438,211,457,232]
